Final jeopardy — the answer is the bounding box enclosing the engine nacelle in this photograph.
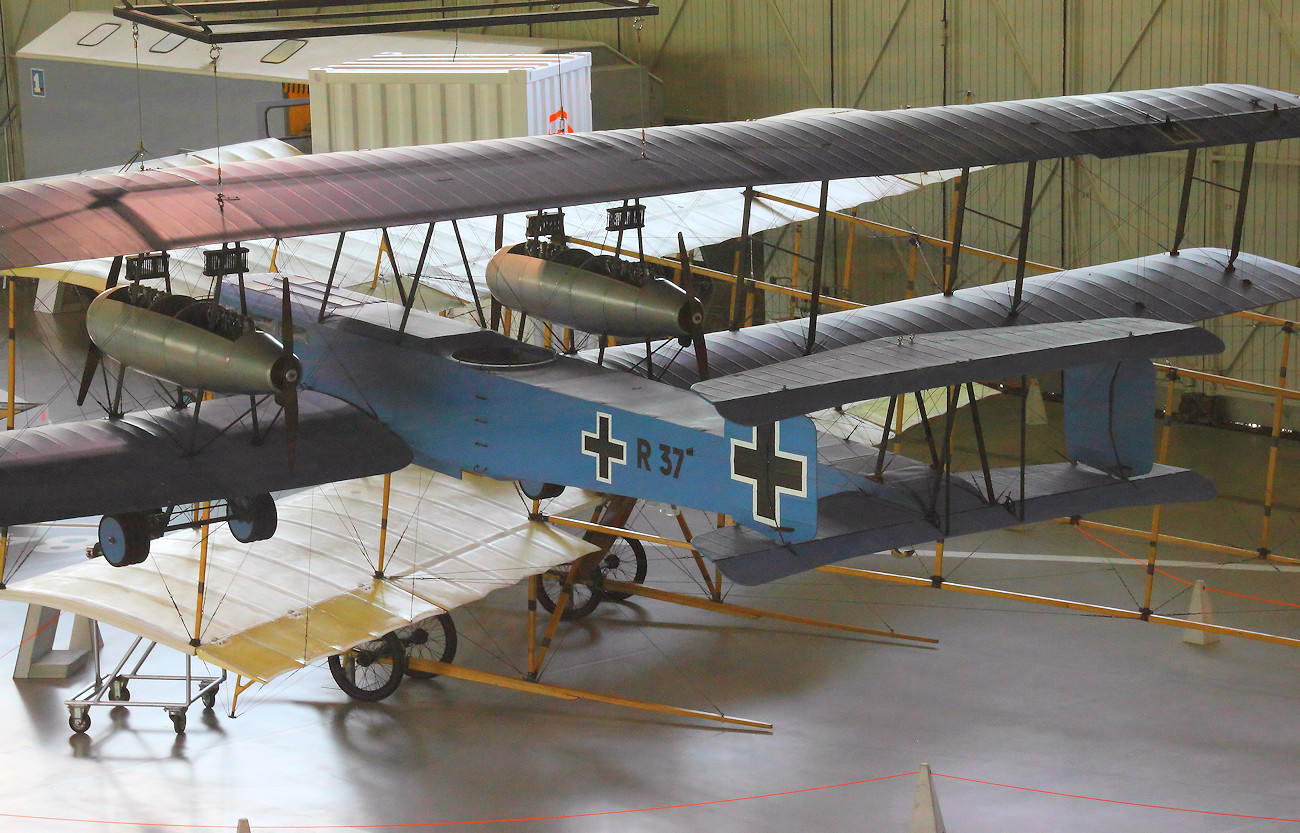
[486,244,704,339]
[86,285,298,395]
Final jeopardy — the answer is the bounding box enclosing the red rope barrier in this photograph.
[3,769,1297,828]
[935,773,1300,823]
[1076,526,1300,609]
[0,609,60,661]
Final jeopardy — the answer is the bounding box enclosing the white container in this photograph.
[309,52,592,152]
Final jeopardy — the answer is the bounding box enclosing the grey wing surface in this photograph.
[0,392,412,527]
[0,85,1298,270]
[602,248,1300,388]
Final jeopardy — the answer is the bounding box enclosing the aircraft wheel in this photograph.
[592,536,647,602]
[328,632,406,702]
[68,708,90,734]
[228,494,277,543]
[520,480,564,500]
[537,566,602,621]
[398,613,458,680]
[98,513,151,567]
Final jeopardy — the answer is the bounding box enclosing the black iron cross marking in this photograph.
[730,422,807,528]
[581,412,626,484]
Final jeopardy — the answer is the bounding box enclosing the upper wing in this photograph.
[602,248,1300,387]
[0,84,1297,270]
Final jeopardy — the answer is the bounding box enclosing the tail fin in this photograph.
[1064,359,1156,476]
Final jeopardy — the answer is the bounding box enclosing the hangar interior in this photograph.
[0,2,1297,831]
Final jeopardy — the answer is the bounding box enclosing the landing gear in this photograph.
[593,536,648,602]
[328,632,406,702]
[397,614,458,680]
[95,494,278,568]
[536,536,648,619]
[97,513,152,567]
[227,494,277,543]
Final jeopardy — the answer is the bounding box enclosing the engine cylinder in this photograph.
[486,246,703,339]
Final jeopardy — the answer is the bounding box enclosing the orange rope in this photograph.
[4,769,1297,827]
[0,610,60,661]
[936,773,1300,823]
[1076,526,1300,609]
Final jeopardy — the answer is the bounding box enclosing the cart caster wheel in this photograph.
[201,688,218,710]
[168,709,186,734]
[68,709,91,734]
[108,675,130,702]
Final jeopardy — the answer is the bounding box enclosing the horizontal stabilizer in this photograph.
[693,460,1215,585]
[693,318,1221,425]
[0,392,412,527]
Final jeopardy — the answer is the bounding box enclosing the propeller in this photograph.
[677,233,710,381]
[76,255,122,407]
[271,276,302,468]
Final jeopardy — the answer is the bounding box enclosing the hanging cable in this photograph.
[130,23,147,171]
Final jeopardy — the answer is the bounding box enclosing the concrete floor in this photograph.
[0,293,1297,831]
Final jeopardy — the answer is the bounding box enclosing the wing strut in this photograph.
[1010,160,1037,316]
[676,232,710,380]
[396,223,435,338]
[944,167,970,295]
[1227,142,1257,270]
[453,219,487,328]
[381,228,408,308]
[1170,149,1198,256]
[316,231,346,323]
[490,216,505,332]
[804,179,831,356]
[729,187,756,331]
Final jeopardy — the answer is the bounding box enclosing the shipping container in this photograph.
[308,52,593,152]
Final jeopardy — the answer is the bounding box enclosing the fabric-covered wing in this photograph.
[0,391,412,527]
[0,468,598,681]
[694,318,1221,425]
[602,248,1300,388]
[0,85,1297,270]
[694,453,1216,586]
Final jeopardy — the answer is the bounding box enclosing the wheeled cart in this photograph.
[65,622,224,735]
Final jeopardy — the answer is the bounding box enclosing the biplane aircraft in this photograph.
[1,82,1299,730]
